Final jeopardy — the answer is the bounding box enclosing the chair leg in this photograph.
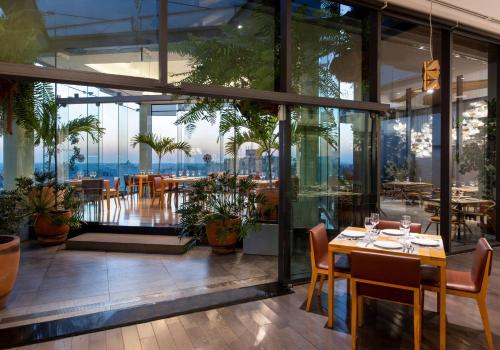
[357,296,364,327]
[413,290,421,350]
[305,272,318,312]
[424,222,432,234]
[477,297,494,350]
[351,279,358,350]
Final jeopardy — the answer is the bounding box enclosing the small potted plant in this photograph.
[17,172,83,246]
[177,172,263,254]
[0,189,25,308]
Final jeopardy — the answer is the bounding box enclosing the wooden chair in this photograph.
[109,177,121,207]
[126,175,140,197]
[421,238,494,349]
[81,179,104,220]
[376,220,422,233]
[150,176,165,207]
[350,251,422,350]
[305,223,350,312]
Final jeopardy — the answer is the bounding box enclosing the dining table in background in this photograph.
[384,181,433,200]
[327,227,447,350]
[160,176,205,208]
[133,174,150,198]
[67,178,111,212]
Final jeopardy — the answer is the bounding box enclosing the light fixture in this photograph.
[237,24,243,29]
[422,1,440,92]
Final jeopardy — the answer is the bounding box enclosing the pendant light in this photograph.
[422,0,440,92]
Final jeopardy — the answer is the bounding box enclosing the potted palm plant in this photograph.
[17,173,83,245]
[130,133,191,173]
[177,173,263,254]
[0,189,25,308]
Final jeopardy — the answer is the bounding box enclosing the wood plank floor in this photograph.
[9,247,500,350]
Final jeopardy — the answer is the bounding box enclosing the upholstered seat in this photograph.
[376,219,422,233]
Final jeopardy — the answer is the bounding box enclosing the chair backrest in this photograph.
[153,176,162,190]
[308,223,328,270]
[123,175,130,186]
[377,220,422,233]
[351,251,421,288]
[81,179,104,193]
[471,238,493,292]
[113,177,120,191]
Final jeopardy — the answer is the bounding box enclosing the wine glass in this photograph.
[364,217,373,244]
[370,213,380,232]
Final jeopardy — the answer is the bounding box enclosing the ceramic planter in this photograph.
[0,235,20,308]
[34,210,72,245]
[205,217,240,254]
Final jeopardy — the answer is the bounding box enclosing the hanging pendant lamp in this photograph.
[422,0,440,92]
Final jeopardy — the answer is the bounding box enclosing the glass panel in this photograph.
[451,35,495,252]
[289,107,375,279]
[1,1,159,79]
[379,16,441,236]
[167,1,276,91]
[152,106,180,174]
[291,1,370,100]
[0,134,3,189]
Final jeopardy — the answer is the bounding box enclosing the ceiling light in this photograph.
[237,24,243,29]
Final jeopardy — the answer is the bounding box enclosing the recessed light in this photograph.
[237,24,243,29]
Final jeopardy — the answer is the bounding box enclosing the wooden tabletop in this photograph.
[428,196,492,205]
[385,181,433,187]
[329,227,446,263]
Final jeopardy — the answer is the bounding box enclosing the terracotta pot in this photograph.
[34,210,72,246]
[205,217,240,254]
[0,235,20,308]
[256,187,279,221]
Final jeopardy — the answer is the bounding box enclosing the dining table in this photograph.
[160,176,205,208]
[133,174,150,198]
[384,181,433,200]
[66,178,111,211]
[327,227,447,350]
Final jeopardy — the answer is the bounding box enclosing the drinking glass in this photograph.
[370,213,380,232]
[364,217,373,243]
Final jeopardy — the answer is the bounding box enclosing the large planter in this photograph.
[256,187,279,221]
[0,235,20,308]
[205,217,239,254]
[243,223,278,256]
[34,210,72,246]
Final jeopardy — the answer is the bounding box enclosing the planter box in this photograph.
[243,223,278,256]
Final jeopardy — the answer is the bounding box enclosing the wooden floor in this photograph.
[10,247,500,350]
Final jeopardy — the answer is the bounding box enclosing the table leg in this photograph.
[139,177,143,198]
[327,250,334,328]
[439,264,446,350]
[106,183,110,212]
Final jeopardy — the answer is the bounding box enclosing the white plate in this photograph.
[381,229,404,236]
[341,230,366,238]
[412,238,440,247]
[374,240,403,249]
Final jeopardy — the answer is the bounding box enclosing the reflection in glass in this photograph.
[379,16,441,237]
[290,106,375,279]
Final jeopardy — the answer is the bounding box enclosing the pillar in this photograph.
[139,103,152,172]
[3,123,34,190]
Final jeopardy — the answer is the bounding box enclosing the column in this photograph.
[3,123,34,190]
[139,103,152,172]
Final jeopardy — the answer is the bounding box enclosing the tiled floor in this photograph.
[1,242,277,328]
[11,248,500,349]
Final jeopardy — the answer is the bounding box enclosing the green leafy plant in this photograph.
[0,189,25,235]
[177,173,264,241]
[14,82,105,174]
[16,172,83,229]
[130,133,191,173]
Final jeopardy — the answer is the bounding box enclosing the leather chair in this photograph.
[151,176,165,207]
[306,223,350,312]
[421,238,494,349]
[376,220,422,233]
[350,251,422,350]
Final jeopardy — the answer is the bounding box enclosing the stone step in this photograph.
[66,233,193,255]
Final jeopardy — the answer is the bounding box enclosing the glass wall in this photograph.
[379,16,441,235]
[450,35,496,252]
[0,1,159,78]
[289,106,376,279]
[168,0,276,90]
[291,1,370,100]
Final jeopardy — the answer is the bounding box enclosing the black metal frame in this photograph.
[0,0,499,284]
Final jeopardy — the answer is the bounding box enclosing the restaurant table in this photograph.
[254,179,279,189]
[327,227,447,350]
[67,179,111,212]
[160,176,205,208]
[385,181,433,200]
[133,174,150,198]
[451,186,479,195]
[428,196,491,239]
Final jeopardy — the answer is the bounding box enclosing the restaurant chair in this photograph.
[376,220,422,233]
[420,238,494,350]
[125,175,140,198]
[306,223,350,312]
[81,179,104,220]
[109,177,122,207]
[151,176,165,207]
[478,201,496,234]
[350,251,422,350]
